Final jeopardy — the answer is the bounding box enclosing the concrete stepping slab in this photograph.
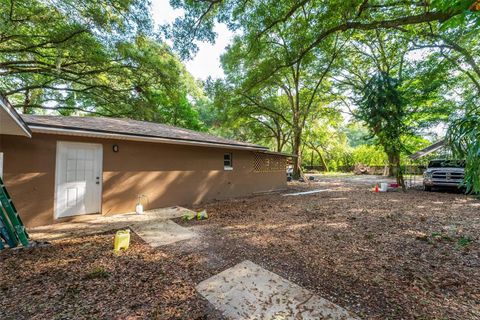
[132,219,195,247]
[197,260,358,320]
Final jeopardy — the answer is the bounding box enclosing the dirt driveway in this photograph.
[1,176,479,319]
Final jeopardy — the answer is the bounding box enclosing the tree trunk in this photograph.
[292,130,302,179]
[276,134,282,153]
[315,148,329,172]
[387,153,398,177]
[388,151,406,191]
[23,89,30,114]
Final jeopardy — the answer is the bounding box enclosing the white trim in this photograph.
[96,144,103,215]
[0,152,3,179]
[30,126,267,152]
[54,142,60,219]
[54,141,103,219]
[95,144,103,215]
[0,100,32,138]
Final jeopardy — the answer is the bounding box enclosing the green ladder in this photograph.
[0,176,30,248]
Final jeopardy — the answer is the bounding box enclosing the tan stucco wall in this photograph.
[0,133,286,227]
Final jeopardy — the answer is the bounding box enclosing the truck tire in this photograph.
[424,185,432,191]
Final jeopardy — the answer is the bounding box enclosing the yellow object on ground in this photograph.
[114,229,130,252]
[182,210,196,221]
[197,210,208,220]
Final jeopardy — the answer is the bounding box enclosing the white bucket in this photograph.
[135,203,144,215]
[380,183,388,192]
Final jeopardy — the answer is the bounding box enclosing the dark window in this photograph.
[224,153,233,169]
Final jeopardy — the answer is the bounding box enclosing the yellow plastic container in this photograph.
[114,229,130,252]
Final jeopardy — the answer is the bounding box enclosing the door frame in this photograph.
[54,141,103,220]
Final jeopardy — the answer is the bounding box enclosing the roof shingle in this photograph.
[22,115,266,150]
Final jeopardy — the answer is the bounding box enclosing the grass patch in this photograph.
[457,236,473,248]
[83,267,110,280]
[424,232,474,248]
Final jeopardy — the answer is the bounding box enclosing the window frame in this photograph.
[223,152,233,170]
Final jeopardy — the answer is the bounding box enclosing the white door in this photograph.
[55,141,103,219]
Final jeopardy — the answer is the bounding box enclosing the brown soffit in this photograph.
[0,96,32,137]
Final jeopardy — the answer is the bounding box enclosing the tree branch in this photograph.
[240,93,293,126]
[247,9,464,89]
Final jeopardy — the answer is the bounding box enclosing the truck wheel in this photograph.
[424,186,432,191]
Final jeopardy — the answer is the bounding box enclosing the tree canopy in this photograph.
[1,0,205,129]
[2,0,480,190]
[169,0,479,190]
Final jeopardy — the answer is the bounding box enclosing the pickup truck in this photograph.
[423,159,465,191]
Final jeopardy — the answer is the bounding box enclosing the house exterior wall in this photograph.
[0,133,286,227]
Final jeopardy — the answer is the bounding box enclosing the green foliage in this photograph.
[169,0,473,60]
[433,0,479,30]
[0,0,204,129]
[303,110,349,170]
[343,123,374,148]
[447,115,480,193]
[351,145,387,166]
[202,12,343,177]
[357,71,409,188]
[358,72,407,156]
[401,136,432,158]
[169,0,479,178]
[203,78,292,150]
[4,0,476,179]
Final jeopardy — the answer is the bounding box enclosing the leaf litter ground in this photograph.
[1,177,479,319]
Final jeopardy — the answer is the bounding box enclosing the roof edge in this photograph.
[29,125,270,151]
[257,150,297,157]
[409,139,446,160]
[0,96,32,137]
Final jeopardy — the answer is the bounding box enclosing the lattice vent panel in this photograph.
[253,153,286,172]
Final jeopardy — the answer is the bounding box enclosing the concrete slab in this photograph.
[132,219,195,247]
[29,206,194,241]
[197,260,358,320]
